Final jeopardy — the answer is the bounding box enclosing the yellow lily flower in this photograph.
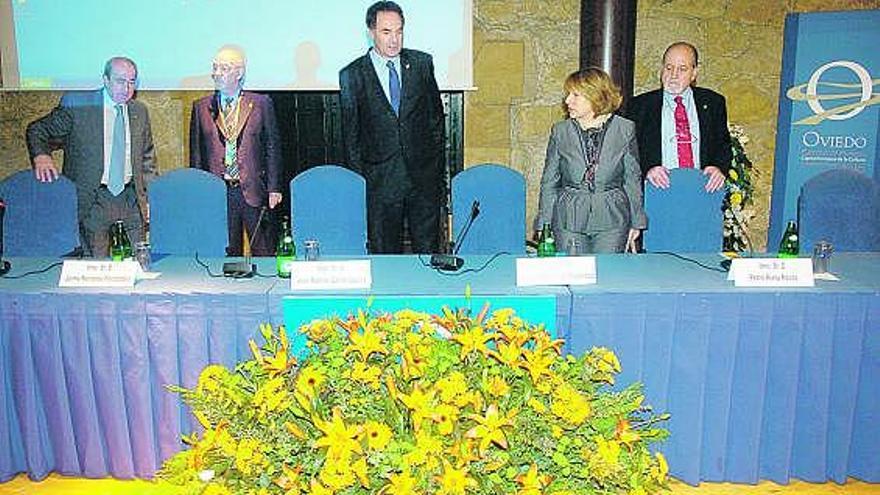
[345,325,388,361]
[435,458,477,495]
[379,468,421,495]
[490,341,523,367]
[615,419,641,448]
[451,325,496,359]
[465,403,517,453]
[234,438,265,476]
[319,450,356,491]
[196,364,228,394]
[515,463,552,495]
[313,407,363,458]
[520,348,556,384]
[531,330,565,356]
[398,386,435,430]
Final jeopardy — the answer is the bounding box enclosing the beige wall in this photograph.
[3,0,879,249]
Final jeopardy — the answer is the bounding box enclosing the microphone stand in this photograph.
[431,200,480,271]
[223,206,267,278]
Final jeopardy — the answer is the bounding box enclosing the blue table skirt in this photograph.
[568,291,879,485]
[1,254,878,485]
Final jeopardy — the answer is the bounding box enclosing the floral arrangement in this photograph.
[159,305,669,495]
[723,124,758,253]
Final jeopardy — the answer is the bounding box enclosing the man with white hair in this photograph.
[190,45,283,256]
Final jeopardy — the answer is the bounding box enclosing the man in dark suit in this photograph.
[190,45,283,256]
[339,1,446,254]
[628,42,731,193]
[27,57,156,257]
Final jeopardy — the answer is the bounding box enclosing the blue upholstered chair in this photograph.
[148,168,227,256]
[451,163,526,255]
[644,168,724,253]
[0,170,79,256]
[290,165,367,255]
[799,169,880,253]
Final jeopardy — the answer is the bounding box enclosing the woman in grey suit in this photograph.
[534,67,647,254]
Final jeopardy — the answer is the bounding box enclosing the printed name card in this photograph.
[731,258,814,287]
[59,260,139,288]
[516,256,597,286]
[290,260,372,290]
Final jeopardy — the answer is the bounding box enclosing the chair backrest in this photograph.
[451,163,526,255]
[148,168,227,256]
[799,168,880,253]
[644,168,724,253]
[0,170,79,256]
[291,165,367,255]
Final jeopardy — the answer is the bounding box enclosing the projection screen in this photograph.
[0,0,473,90]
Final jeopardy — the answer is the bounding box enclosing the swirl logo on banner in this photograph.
[768,9,880,245]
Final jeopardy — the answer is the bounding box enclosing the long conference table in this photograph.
[0,253,877,485]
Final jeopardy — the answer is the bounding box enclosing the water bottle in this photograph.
[276,218,296,278]
[537,222,556,257]
[778,220,799,258]
[110,220,132,261]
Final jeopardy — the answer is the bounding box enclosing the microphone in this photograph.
[223,206,267,278]
[0,198,10,276]
[431,200,480,271]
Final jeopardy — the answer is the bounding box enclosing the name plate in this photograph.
[516,256,597,286]
[290,260,372,290]
[731,258,814,287]
[59,260,139,288]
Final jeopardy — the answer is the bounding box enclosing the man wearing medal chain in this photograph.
[190,45,283,256]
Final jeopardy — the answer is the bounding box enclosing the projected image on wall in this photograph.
[1,0,473,90]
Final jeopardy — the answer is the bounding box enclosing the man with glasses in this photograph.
[27,56,157,256]
[628,42,731,193]
[190,45,282,256]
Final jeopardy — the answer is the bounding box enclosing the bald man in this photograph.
[27,56,156,256]
[190,45,283,256]
[628,41,732,193]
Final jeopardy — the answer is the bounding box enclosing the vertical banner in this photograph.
[768,9,880,247]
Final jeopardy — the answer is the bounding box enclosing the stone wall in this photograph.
[3,0,879,249]
[467,0,880,249]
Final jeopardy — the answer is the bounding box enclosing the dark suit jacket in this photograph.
[26,89,156,225]
[189,91,282,208]
[627,87,732,177]
[339,49,445,196]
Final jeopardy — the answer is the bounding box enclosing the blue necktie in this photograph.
[387,60,400,115]
[108,105,125,196]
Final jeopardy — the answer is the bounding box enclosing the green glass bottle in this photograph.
[778,220,799,258]
[276,218,296,278]
[537,222,556,257]
[110,220,132,261]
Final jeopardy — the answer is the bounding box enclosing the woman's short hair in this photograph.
[563,67,622,116]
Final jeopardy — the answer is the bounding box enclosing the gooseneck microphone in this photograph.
[222,206,267,278]
[431,200,480,271]
[0,198,10,276]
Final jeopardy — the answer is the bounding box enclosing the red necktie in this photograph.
[674,96,694,168]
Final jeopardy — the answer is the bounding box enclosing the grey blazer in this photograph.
[535,114,647,234]
[26,89,156,225]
